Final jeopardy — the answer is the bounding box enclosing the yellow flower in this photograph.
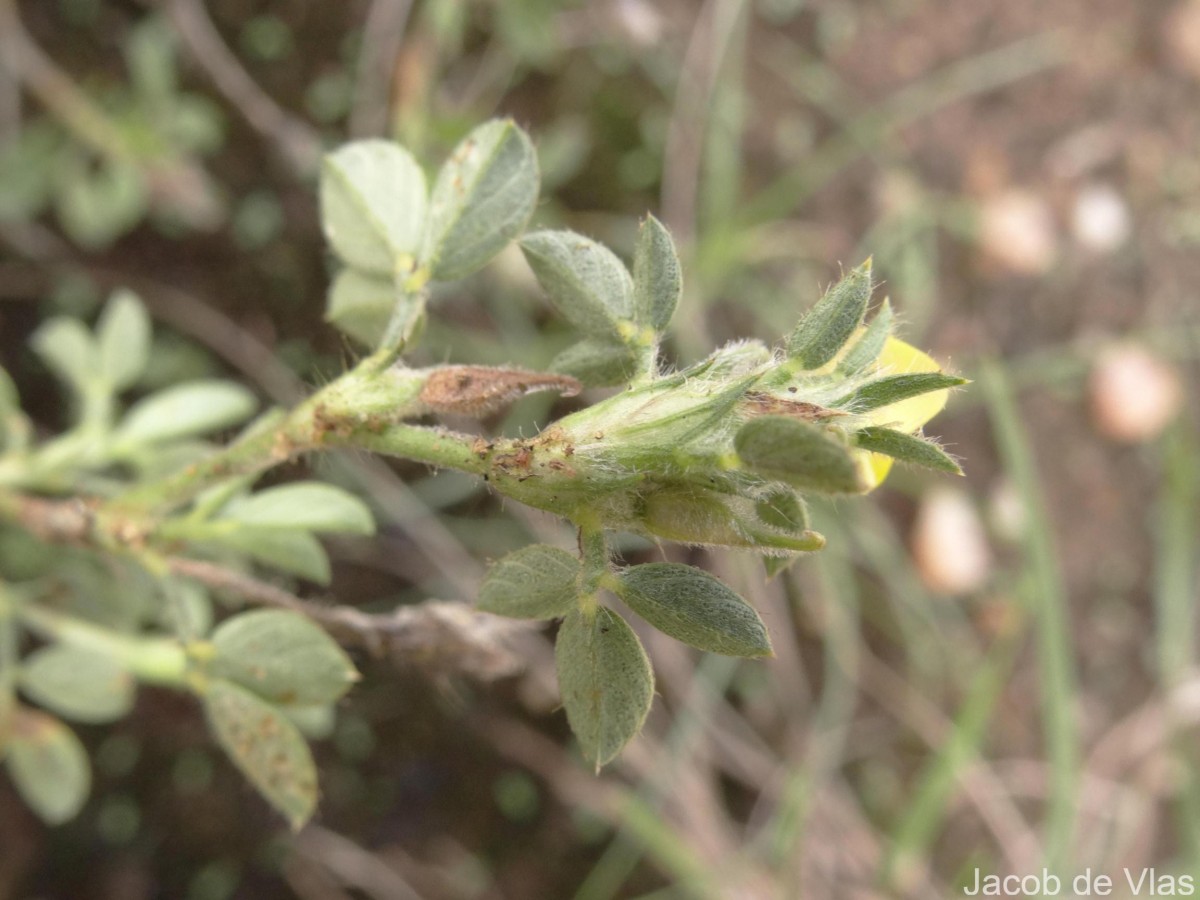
[857,336,952,489]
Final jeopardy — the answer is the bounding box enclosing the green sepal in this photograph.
[838,298,893,375]
[854,426,962,475]
[477,544,580,620]
[754,490,809,532]
[555,606,653,769]
[835,373,966,413]
[615,563,772,658]
[734,416,868,493]
[787,260,873,369]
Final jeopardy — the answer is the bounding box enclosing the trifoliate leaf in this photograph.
[835,373,967,413]
[735,416,868,493]
[219,483,375,535]
[19,645,136,724]
[615,563,772,658]
[521,230,634,336]
[114,380,257,446]
[477,544,580,620]
[97,289,151,391]
[211,609,359,706]
[854,426,962,475]
[787,260,873,369]
[423,120,539,281]
[555,606,653,769]
[5,707,91,825]
[203,679,318,830]
[632,214,681,332]
[320,140,427,274]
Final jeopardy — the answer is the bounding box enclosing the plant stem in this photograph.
[16,603,189,688]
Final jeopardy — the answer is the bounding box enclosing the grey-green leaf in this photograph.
[31,317,98,394]
[854,426,962,475]
[320,140,427,275]
[19,645,136,724]
[97,289,152,391]
[325,268,395,347]
[203,679,318,830]
[192,527,332,584]
[555,606,654,769]
[219,483,375,535]
[835,373,967,413]
[477,544,580,620]
[787,260,873,369]
[616,563,772,658]
[114,380,257,447]
[210,609,359,705]
[632,214,681,332]
[550,338,640,387]
[6,708,91,825]
[423,119,539,281]
[838,298,893,375]
[735,416,868,493]
[521,230,634,336]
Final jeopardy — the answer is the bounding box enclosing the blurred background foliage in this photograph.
[0,0,1198,898]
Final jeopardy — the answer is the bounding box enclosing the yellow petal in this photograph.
[866,336,950,433]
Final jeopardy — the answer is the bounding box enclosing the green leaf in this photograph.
[31,317,98,394]
[754,490,810,532]
[854,426,962,475]
[210,528,331,584]
[5,707,91,825]
[19,645,136,724]
[735,416,868,493]
[219,483,375,535]
[126,14,177,107]
[835,373,967,413]
[423,119,539,281]
[521,230,634,336]
[555,606,653,769]
[632,214,681,332]
[56,158,149,249]
[203,679,318,830]
[325,269,395,347]
[320,140,428,274]
[838,299,894,375]
[787,260,873,369]
[97,289,152,391]
[210,609,359,705]
[615,563,772,658]
[114,380,257,446]
[478,544,580,619]
[550,338,640,387]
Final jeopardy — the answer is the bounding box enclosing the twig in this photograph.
[164,0,322,176]
[349,0,416,139]
[166,556,534,680]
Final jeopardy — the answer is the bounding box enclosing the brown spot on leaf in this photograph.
[741,392,847,420]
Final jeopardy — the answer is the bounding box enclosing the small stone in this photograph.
[1089,344,1184,443]
[911,486,993,595]
[978,189,1058,275]
[1072,184,1131,253]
